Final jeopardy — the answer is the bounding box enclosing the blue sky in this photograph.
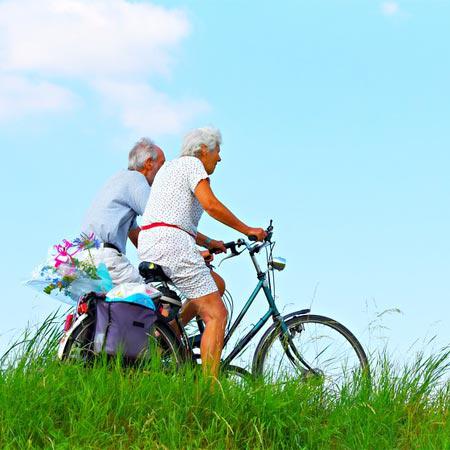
[0,0,449,361]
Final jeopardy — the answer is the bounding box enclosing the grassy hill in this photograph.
[1,318,449,449]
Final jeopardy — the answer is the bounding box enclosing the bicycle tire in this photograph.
[252,313,369,389]
[145,320,185,369]
[60,316,184,368]
[60,315,96,363]
[222,364,253,385]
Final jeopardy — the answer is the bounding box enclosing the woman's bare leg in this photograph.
[179,270,225,325]
[181,291,227,378]
[195,291,228,377]
[211,271,226,297]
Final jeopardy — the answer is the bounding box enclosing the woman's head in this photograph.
[180,127,222,175]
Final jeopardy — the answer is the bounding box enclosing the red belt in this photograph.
[141,222,196,239]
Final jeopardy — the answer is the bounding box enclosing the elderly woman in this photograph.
[138,127,266,378]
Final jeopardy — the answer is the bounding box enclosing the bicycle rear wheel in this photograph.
[252,314,369,390]
[60,317,183,368]
[144,320,184,370]
[222,364,253,385]
[59,316,96,363]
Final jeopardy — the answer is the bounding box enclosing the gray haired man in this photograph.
[80,138,165,284]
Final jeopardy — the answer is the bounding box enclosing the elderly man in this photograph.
[81,138,165,285]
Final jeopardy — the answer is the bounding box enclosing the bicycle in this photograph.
[58,221,369,389]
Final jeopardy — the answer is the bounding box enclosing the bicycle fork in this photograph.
[274,316,321,377]
[263,279,319,377]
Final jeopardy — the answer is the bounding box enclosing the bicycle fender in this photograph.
[251,309,310,374]
[57,313,89,360]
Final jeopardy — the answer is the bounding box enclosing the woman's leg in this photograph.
[179,270,225,325]
[211,271,226,296]
[181,291,227,378]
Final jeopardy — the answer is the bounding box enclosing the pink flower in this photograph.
[54,239,78,268]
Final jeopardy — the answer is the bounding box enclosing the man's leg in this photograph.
[81,248,142,285]
[104,252,142,285]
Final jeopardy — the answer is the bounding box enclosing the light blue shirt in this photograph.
[82,170,150,254]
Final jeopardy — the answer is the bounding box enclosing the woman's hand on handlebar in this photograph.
[207,239,227,254]
[247,227,267,242]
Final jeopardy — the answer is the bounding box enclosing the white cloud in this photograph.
[95,80,210,136]
[0,75,77,120]
[0,0,208,134]
[0,0,190,78]
[381,2,400,16]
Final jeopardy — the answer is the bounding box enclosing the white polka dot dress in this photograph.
[138,157,218,299]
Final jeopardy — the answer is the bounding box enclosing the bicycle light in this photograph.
[269,257,286,271]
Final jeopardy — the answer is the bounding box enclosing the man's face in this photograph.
[145,146,166,184]
[202,144,221,175]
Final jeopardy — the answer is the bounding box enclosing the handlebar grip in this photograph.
[248,235,257,242]
[223,241,238,255]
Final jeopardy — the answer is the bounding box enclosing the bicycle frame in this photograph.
[221,241,289,367]
[156,229,315,373]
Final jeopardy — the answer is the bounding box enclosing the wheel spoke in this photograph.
[255,315,368,391]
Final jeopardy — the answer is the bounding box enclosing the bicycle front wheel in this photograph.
[252,314,369,390]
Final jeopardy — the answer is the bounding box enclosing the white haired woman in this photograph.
[138,127,266,378]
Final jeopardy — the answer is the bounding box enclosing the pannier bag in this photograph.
[93,283,161,359]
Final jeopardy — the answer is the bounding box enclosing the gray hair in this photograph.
[180,127,222,157]
[128,137,158,170]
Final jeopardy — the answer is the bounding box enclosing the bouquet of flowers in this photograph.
[25,232,113,305]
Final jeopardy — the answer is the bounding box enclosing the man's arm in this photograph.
[128,227,140,248]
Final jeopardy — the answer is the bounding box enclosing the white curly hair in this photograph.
[128,137,159,170]
[180,127,222,157]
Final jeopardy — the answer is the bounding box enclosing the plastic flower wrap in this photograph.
[25,232,113,305]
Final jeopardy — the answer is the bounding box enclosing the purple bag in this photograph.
[94,299,157,359]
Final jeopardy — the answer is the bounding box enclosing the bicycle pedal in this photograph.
[189,334,202,348]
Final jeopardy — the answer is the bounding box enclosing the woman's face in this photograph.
[201,143,221,175]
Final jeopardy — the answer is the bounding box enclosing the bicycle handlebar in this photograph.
[208,221,274,257]
[249,220,273,243]
[223,240,239,255]
[226,221,274,254]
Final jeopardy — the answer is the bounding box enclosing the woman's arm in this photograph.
[196,231,226,253]
[194,179,266,240]
[196,231,212,247]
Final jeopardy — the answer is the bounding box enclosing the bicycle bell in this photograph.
[268,256,286,271]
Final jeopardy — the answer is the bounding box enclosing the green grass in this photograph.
[1,317,449,449]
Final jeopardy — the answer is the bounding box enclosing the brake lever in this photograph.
[217,247,245,267]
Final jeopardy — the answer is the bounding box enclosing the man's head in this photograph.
[128,137,165,185]
[180,127,222,175]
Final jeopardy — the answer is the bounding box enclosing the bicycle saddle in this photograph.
[138,261,170,283]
